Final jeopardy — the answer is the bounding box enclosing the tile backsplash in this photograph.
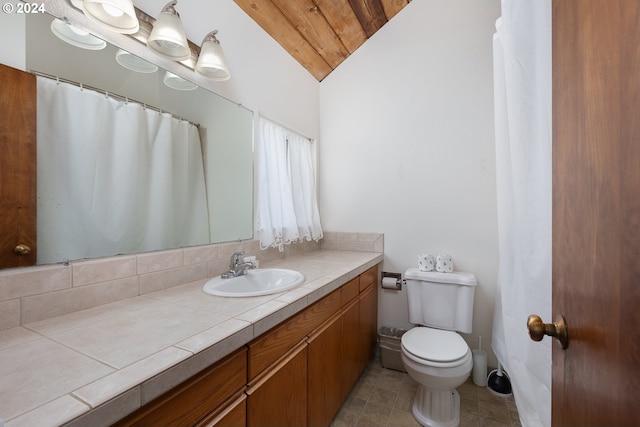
[0,232,383,330]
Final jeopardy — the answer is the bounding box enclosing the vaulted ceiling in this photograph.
[233,0,411,81]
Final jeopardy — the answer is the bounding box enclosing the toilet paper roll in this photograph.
[436,254,453,272]
[417,254,435,271]
[382,277,400,290]
[472,349,487,387]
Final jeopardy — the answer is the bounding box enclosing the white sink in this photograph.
[203,268,305,297]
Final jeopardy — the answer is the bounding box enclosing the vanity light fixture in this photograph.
[147,1,190,62]
[50,18,107,50]
[81,0,139,34]
[195,30,231,81]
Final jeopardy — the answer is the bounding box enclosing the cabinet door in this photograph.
[359,283,377,371]
[248,290,341,380]
[247,341,308,427]
[340,297,360,400]
[307,312,342,427]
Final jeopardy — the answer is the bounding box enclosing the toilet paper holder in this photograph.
[381,272,404,290]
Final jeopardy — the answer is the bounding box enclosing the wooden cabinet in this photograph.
[249,265,379,427]
[307,312,343,427]
[247,290,341,381]
[340,278,362,401]
[114,347,247,427]
[195,394,246,427]
[339,266,379,408]
[359,276,378,370]
[246,341,308,427]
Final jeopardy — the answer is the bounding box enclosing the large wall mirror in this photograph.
[2,6,253,269]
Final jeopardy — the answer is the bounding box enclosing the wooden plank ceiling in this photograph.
[234,0,411,81]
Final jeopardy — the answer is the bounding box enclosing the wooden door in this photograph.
[0,63,37,268]
[552,1,640,425]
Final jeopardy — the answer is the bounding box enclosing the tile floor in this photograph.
[332,352,521,427]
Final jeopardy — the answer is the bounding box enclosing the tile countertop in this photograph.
[0,250,383,427]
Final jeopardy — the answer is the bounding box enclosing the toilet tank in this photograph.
[404,268,477,334]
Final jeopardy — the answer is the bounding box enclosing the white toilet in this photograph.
[400,268,477,427]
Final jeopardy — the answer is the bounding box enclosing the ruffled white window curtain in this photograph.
[37,77,210,264]
[491,1,552,427]
[257,117,323,251]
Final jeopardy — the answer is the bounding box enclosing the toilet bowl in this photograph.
[401,327,472,427]
[400,268,477,427]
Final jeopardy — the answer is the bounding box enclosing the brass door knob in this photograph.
[527,314,569,349]
[14,244,31,256]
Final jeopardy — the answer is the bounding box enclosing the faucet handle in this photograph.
[230,251,245,266]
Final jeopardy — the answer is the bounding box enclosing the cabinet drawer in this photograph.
[341,277,359,306]
[359,265,378,292]
[248,290,341,380]
[115,347,247,427]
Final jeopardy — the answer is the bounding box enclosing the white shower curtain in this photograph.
[491,1,552,426]
[37,77,210,264]
[256,117,323,251]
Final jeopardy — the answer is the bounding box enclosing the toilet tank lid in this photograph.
[404,268,477,286]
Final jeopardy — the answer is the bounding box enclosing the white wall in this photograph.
[319,0,501,366]
[0,1,25,69]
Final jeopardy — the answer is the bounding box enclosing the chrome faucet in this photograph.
[221,251,255,278]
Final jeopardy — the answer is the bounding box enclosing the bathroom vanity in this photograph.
[0,244,382,427]
[114,264,379,427]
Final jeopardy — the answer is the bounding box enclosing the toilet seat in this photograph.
[401,327,470,368]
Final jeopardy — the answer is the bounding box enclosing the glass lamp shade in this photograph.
[81,0,139,34]
[195,31,230,81]
[147,4,190,61]
[50,18,106,50]
[164,71,197,91]
[115,49,158,73]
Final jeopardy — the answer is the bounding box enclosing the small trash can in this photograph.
[378,327,407,372]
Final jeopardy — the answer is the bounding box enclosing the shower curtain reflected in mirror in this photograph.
[37,77,210,264]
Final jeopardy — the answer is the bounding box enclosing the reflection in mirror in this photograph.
[21,11,253,266]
